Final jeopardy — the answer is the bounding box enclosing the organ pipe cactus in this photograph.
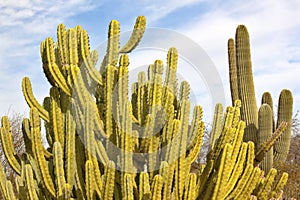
[0,17,289,199]
[227,25,293,172]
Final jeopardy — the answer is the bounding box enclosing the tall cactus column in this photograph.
[228,25,294,170]
[229,25,258,146]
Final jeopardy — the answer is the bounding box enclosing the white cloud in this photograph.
[177,0,300,113]
[0,0,102,116]
[127,0,205,23]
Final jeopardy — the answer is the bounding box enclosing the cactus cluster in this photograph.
[226,25,293,173]
[0,17,290,199]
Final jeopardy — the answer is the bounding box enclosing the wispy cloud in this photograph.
[0,0,102,115]
[177,0,300,113]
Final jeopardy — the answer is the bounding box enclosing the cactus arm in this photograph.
[139,172,151,200]
[179,81,190,103]
[255,122,287,165]
[210,103,223,149]
[236,167,262,199]
[123,174,134,200]
[212,143,233,199]
[256,168,277,199]
[174,100,190,199]
[162,163,176,200]
[137,71,147,125]
[25,164,39,200]
[261,92,275,132]
[68,28,78,66]
[0,126,21,174]
[44,37,71,96]
[225,142,248,196]
[247,141,255,166]
[65,109,76,187]
[85,160,96,200]
[102,161,115,200]
[151,175,163,200]
[48,63,71,96]
[22,77,49,122]
[95,140,110,165]
[50,87,64,146]
[197,159,214,195]
[230,121,245,167]
[5,181,17,200]
[100,19,120,71]
[227,164,253,198]
[162,47,178,104]
[257,104,273,173]
[57,24,69,66]
[186,122,204,163]
[270,172,288,198]
[118,54,129,110]
[105,65,116,139]
[120,16,146,53]
[228,38,239,104]
[183,173,197,200]
[53,142,66,197]
[273,89,293,164]
[0,156,8,198]
[80,30,103,85]
[31,108,55,197]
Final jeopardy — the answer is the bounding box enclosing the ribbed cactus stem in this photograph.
[228,38,239,104]
[258,104,273,173]
[235,25,258,145]
[273,89,293,164]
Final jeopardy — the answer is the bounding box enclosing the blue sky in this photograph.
[0,0,299,124]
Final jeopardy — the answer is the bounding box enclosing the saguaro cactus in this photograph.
[227,25,293,171]
[0,17,289,199]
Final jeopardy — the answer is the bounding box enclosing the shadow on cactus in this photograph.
[0,16,290,199]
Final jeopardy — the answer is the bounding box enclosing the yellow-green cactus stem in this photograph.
[102,161,115,200]
[79,30,103,85]
[123,174,134,200]
[139,172,151,200]
[183,173,197,200]
[212,143,233,199]
[151,175,163,200]
[228,164,254,198]
[270,172,288,198]
[210,103,223,149]
[225,142,248,196]
[22,77,49,122]
[50,87,65,146]
[25,164,39,200]
[0,118,21,174]
[85,160,97,200]
[57,24,69,66]
[65,109,76,187]
[53,142,66,197]
[68,28,79,66]
[120,16,146,53]
[256,168,277,200]
[31,108,55,197]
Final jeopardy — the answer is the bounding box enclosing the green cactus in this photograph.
[0,17,290,200]
[228,25,294,172]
